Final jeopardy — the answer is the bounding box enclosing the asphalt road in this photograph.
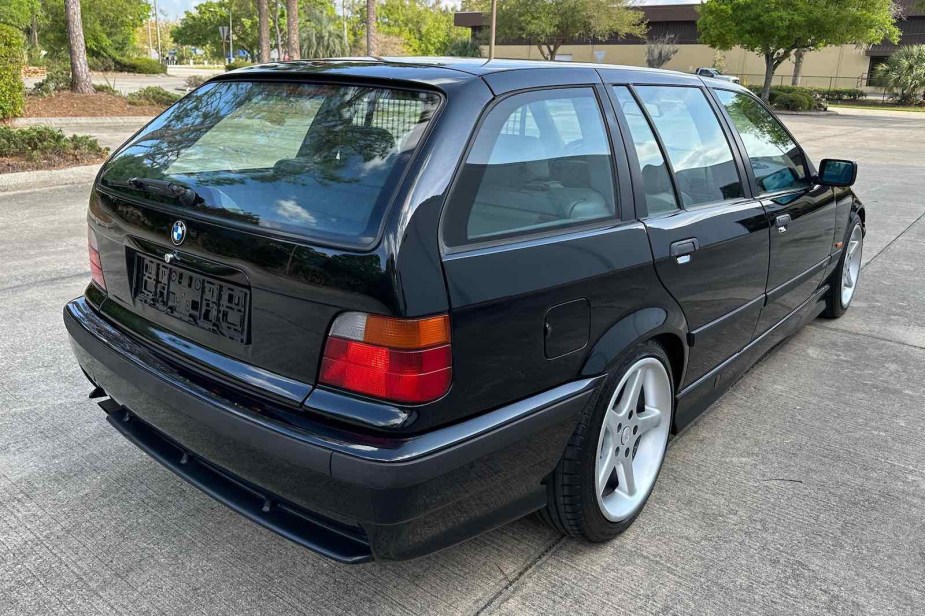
[1,110,923,615]
[23,66,224,96]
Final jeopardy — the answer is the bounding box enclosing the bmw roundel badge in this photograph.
[170,220,187,246]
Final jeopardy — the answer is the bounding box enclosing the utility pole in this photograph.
[489,0,497,60]
[229,3,234,61]
[153,0,162,62]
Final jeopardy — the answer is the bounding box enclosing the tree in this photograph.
[43,0,150,62]
[300,6,347,57]
[699,0,899,101]
[378,0,469,56]
[286,0,299,58]
[366,0,377,55]
[64,0,93,93]
[257,0,270,62]
[470,0,645,61]
[173,1,259,60]
[874,45,925,105]
[645,33,678,69]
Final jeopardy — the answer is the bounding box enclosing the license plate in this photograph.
[134,254,250,344]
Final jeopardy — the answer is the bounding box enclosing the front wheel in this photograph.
[540,341,673,541]
[824,217,864,318]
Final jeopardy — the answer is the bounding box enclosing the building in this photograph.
[454,2,925,91]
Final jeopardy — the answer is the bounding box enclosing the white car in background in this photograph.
[695,67,740,83]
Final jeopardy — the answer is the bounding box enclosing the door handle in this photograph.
[776,214,792,233]
[669,238,699,263]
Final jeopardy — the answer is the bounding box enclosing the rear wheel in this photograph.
[540,341,673,541]
[824,217,863,318]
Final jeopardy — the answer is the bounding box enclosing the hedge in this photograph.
[0,24,25,120]
[774,91,816,112]
[115,57,166,74]
[0,126,106,160]
[225,60,252,72]
[747,84,865,104]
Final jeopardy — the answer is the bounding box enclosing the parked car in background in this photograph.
[696,66,741,83]
[65,58,864,563]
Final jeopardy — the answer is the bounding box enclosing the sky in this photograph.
[156,0,701,21]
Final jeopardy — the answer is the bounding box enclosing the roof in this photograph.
[221,56,693,79]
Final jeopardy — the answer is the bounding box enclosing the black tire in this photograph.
[823,215,864,319]
[539,340,674,541]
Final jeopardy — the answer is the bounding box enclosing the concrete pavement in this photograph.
[0,111,923,615]
[22,66,223,96]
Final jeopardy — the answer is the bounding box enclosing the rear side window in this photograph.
[714,89,810,194]
[443,88,617,247]
[613,86,678,216]
[635,86,744,207]
[99,81,440,247]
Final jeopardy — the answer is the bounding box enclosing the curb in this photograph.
[0,164,101,194]
[10,116,153,127]
[775,110,839,116]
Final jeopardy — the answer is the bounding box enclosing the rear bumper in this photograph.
[64,297,599,562]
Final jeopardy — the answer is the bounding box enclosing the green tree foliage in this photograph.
[0,24,26,120]
[468,0,646,60]
[173,0,259,59]
[699,0,899,101]
[300,7,348,58]
[378,0,468,56]
[874,45,925,105]
[41,0,149,61]
[0,0,38,30]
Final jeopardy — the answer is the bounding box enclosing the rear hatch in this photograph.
[89,77,442,402]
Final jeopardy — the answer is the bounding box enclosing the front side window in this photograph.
[635,86,744,207]
[714,89,810,194]
[444,88,616,246]
[613,86,678,216]
[99,81,440,247]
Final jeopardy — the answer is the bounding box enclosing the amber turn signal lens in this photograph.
[362,314,450,350]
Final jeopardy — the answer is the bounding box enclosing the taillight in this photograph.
[88,226,106,291]
[320,312,451,404]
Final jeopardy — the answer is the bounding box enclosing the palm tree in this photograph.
[286,0,299,59]
[257,0,270,63]
[366,0,377,56]
[874,45,925,106]
[64,0,93,94]
[301,9,349,59]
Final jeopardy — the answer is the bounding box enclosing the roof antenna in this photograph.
[489,0,497,60]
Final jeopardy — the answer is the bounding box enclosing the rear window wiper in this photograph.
[105,177,201,207]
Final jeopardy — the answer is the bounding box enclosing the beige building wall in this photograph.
[490,43,872,90]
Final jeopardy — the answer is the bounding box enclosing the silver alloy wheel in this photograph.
[594,357,672,522]
[841,223,863,308]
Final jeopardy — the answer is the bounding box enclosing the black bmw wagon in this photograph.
[64,58,864,563]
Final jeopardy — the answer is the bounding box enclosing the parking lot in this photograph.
[1,109,923,615]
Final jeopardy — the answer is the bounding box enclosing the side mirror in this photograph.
[818,159,857,187]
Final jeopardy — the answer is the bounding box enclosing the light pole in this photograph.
[489,0,497,60]
[229,4,234,62]
[153,0,162,62]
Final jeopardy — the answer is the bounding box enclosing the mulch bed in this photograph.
[0,152,109,174]
[23,92,165,118]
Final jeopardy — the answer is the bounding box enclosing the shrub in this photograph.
[185,75,208,89]
[93,84,119,96]
[225,60,252,72]
[126,86,181,107]
[0,24,25,120]
[774,91,815,111]
[0,125,107,161]
[874,45,925,106]
[31,61,72,97]
[115,57,167,74]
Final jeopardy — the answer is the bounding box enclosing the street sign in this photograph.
[218,26,229,42]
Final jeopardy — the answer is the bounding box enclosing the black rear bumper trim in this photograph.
[106,405,373,564]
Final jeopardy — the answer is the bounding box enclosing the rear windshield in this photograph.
[99,80,441,247]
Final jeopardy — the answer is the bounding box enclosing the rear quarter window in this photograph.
[99,81,441,248]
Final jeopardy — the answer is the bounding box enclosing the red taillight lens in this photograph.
[319,313,452,404]
[88,226,106,291]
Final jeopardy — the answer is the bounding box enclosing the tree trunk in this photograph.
[791,48,805,86]
[274,0,282,60]
[366,0,377,56]
[286,0,299,60]
[64,0,94,94]
[761,53,776,102]
[257,0,270,63]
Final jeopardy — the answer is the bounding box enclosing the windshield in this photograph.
[99,80,441,247]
